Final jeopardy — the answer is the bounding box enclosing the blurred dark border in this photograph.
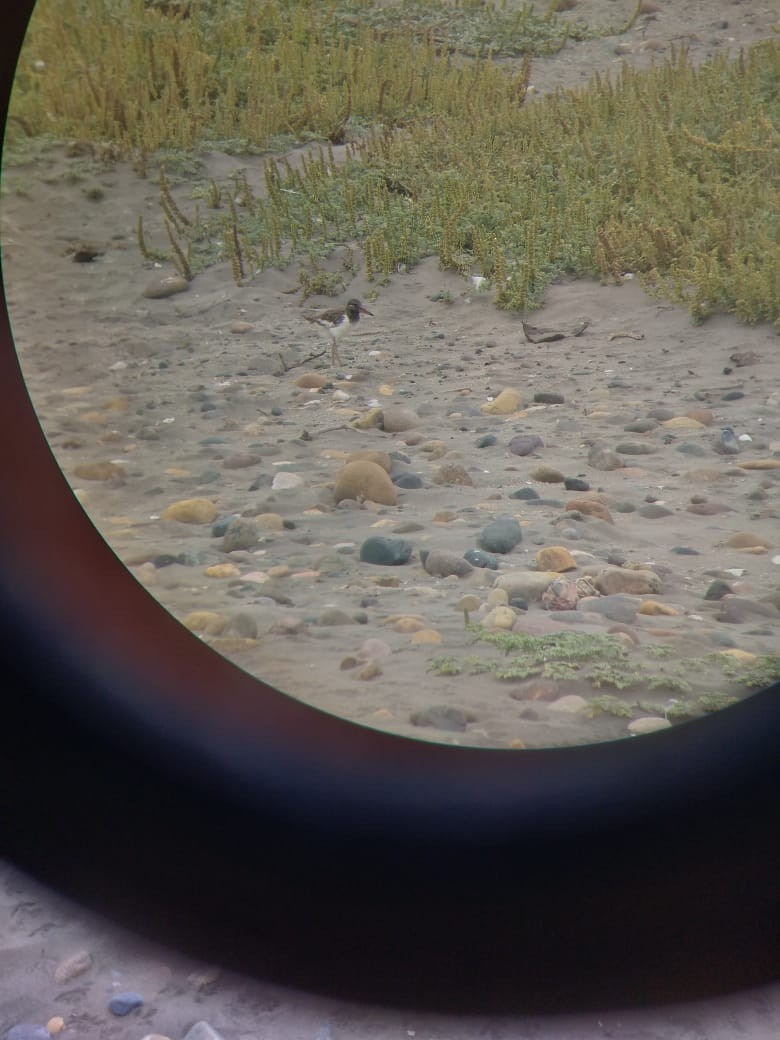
[0,1,778,1013]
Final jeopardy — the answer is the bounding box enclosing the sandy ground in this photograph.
[2,0,779,1036]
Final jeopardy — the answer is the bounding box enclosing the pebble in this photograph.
[628,717,671,736]
[410,706,476,731]
[638,503,673,519]
[509,433,544,456]
[577,595,639,623]
[221,518,260,552]
[72,460,125,481]
[481,606,518,629]
[662,415,705,430]
[318,608,354,626]
[563,477,590,491]
[565,495,614,523]
[534,391,565,405]
[7,1028,50,1040]
[420,549,474,579]
[535,546,577,572]
[638,600,680,616]
[162,498,218,524]
[348,449,392,472]
[359,536,412,565]
[333,460,398,505]
[464,548,500,569]
[704,579,733,600]
[46,1021,65,1037]
[478,516,523,553]
[624,418,658,433]
[594,567,663,596]
[530,464,565,483]
[588,443,624,470]
[379,405,420,432]
[392,472,424,489]
[410,628,443,644]
[54,949,93,983]
[272,471,304,491]
[510,487,540,500]
[476,434,497,448]
[615,441,655,455]
[109,992,144,1016]
[357,659,383,679]
[481,387,524,414]
[726,532,772,549]
[361,637,392,658]
[143,274,189,298]
[675,441,707,456]
[183,611,229,635]
[433,462,474,486]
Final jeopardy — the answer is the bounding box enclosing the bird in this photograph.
[304,298,373,366]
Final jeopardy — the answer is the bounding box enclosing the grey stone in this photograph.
[410,706,477,731]
[464,549,500,569]
[221,517,260,552]
[420,549,474,579]
[588,443,624,471]
[478,516,523,554]
[509,434,544,456]
[359,536,413,566]
[616,441,655,455]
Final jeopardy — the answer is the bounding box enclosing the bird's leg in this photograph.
[331,341,342,367]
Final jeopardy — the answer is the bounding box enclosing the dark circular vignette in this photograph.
[0,1,778,1014]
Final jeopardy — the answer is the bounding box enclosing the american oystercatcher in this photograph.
[305,298,373,366]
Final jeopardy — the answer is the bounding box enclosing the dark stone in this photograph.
[721,390,744,401]
[109,992,144,1017]
[616,441,655,455]
[508,434,544,456]
[464,549,500,570]
[152,554,180,568]
[212,513,240,537]
[704,579,734,601]
[478,516,523,554]
[248,475,272,491]
[533,391,564,405]
[222,518,260,552]
[420,549,474,579]
[563,477,590,492]
[359,536,413,566]
[410,706,476,732]
[509,597,529,611]
[475,434,498,448]
[675,442,708,456]
[672,546,700,556]
[392,472,424,489]
[509,487,540,500]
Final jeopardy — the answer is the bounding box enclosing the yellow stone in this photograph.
[536,546,578,572]
[204,563,240,578]
[208,636,257,652]
[182,611,229,635]
[507,738,527,749]
[372,576,401,587]
[295,372,328,389]
[718,649,758,664]
[255,512,285,530]
[378,384,395,396]
[638,600,680,616]
[662,416,705,429]
[481,387,524,414]
[726,532,772,549]
[72,460,125,481]
[393,616,428,633]
[420,439,447,455]
[738,460,780,470]
[347,449,392,473]
[102,396,129,412]
[162,498,218,524]
[62,385,93,397]
[486,588,509,607]
[46,1019,66,1036]
[482,606,517,630]
[268,564,290,578]
[79,410,110,425]
[357,659,383,680]
[410,629,442,645]
[333,460,397,506]
[350,406,384,429]
[165,466,192,477]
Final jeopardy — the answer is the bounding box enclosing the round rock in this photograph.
[109,992,144,1017]
[333,461,398,506]
[478,516,523,554]
[420,549,474,579]
[359,536,413,566]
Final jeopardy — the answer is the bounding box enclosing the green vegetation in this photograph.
[427,629,780,726]
[6,0,780,321]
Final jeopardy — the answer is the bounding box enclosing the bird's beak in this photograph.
[360,305,374,316]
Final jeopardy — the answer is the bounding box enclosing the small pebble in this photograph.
[109,992,144,1017]
[359,536,413,566]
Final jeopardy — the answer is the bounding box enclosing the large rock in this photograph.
[494,570,559,602]
[359,536,413,566]
[333,460,398,505]
[478,516,523,554]
[162,498,218,524]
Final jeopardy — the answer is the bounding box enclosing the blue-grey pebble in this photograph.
[463,549,500,570]
[563,476,590,491]
[109,992,144,1016]
[212,513,240,537]
[359,536,413,566]
[7,1026,51,1040]
[478,516,523,554]
[638,503,673,519]
[672,546,700,555]
[509,487,540,500]
[580,595,638,624]
[721,390,744,401]
[675,442,708,456]
[533,391,565,404]
[392,472,424,489]
[475,434,497,448]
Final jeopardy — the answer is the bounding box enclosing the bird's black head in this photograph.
[346,298,373,321]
